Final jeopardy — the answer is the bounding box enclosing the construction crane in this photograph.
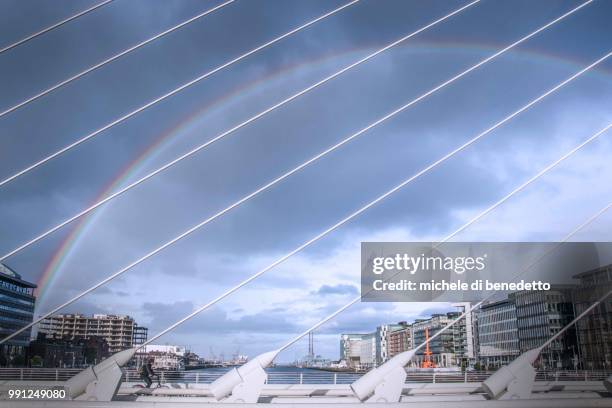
[421,327,436,368]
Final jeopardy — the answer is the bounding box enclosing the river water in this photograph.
[188,366,325,374]
[178,366,361,384]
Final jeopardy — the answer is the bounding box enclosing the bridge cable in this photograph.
[0,0,588,263]
[292,199,612,355]
[141,69,610,348]
[0,0,483,261]
[278,126,612,352]
[0,0,235,118]
[0,9,603,347]
[0,0,359,188]
[0,0,114,55]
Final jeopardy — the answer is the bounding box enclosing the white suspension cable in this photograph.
[384,199,612,353]
[442,122,612,243]
[0,0,591,263]
[421,261,612,354]
[0,0,114,55]
[0,0,482,262]
[0,0,359,188]
[141,61,609,349]
[0,0,235,118]
[280,124,612,351]
[1,8,603,347]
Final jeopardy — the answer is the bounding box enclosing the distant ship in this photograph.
[226,354,249,366]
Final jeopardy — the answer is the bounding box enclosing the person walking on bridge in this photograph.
[140,358,156,388]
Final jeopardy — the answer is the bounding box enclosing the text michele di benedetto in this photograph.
[369,253,551,292]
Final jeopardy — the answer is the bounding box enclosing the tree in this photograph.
[11,353,25,367]
[30,355,43,367]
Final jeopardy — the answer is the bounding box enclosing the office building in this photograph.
[475,298,520,368]
[340,333,376,370]
[39,313,147,354]
[0,263,36,363]
[572,264,612,369]
[412,313,457,368]
[514,286,578,369]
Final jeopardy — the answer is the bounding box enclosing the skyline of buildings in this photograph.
[1,259,610,369]
[340,302,476,370]
[340,264,612,371]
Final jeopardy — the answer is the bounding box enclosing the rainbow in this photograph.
[35,42,612,306]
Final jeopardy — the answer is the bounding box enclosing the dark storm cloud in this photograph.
[141,301,300,337]
[59,299,115,316]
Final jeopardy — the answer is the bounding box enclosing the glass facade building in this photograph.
[514,286,578,369]
[475,298,519,368]
[572,265,612,369]
[0,263,36,362]
[412,313,458,368]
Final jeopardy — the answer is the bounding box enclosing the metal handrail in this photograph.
[0,368,610,384]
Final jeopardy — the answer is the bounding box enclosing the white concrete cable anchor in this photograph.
[353,201,612,402]
[208,143,612,402]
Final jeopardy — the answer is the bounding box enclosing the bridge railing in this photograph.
[0,368,81,381]
[1,368,610,384]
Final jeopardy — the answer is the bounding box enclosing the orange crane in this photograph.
[421,327,436,368]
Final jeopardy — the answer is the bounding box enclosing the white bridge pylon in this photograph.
[209,350,280,403]
[196,291,612,403]
[60,207,612,401]
[59,202,612,401]
[64,348,136,401]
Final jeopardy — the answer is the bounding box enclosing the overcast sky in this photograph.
[1,0,611,362]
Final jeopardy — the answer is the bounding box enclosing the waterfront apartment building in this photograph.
[39,313,147,354]
[514,286,578,369]
[451,302,475,366]
[572,264,612,369]
[0,263,36,362]
[387,325,412,359]
[475,298,520,368]
[375,322,410,365]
